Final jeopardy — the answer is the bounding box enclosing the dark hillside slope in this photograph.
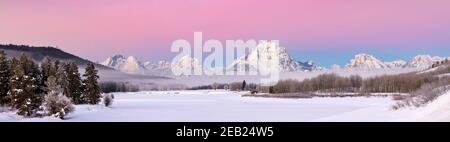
[0,44,111,69]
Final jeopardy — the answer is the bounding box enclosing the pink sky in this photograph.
[1,0,450,66]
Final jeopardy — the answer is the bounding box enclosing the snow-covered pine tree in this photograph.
[45,76,62,95]
[10,58,19,68]
[55,62,69,96]
[242,80,247,91]
[48,60,60,77]
[9,53,43,116]
[65,61,83,104]
[82,63,101,104]
[0,50,10,105]
[40,56,51,93]
[9,63,26,112]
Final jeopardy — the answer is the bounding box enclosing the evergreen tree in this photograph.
[242,80,247,91]
[82,63,100,104]
[48,60,60,77]
[56,62,69,96]
[66,61,83,104]
[0,50,10,105]
[10,58,19,70]
[40,56,51,93]
[45,76,62,95]
[9,53,43,116]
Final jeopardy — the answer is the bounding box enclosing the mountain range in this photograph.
[345,53,450,70]
[100,44,450,76]
[100,41,323,76]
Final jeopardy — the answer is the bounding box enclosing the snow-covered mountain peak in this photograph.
[345,54,389,69]
[100,55,145,75]
[384,60,407,68]
[100,54,126,68]
[119,56,145,74]
[144,59,171,70]
[407,55,437,69]
[125,56,139,62]
[229,41,321,72]
[171,55,202,76]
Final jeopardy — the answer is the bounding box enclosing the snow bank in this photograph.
[405,91,450,122]
[0,111,64,122]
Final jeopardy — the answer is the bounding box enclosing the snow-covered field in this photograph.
[4,90,449,122]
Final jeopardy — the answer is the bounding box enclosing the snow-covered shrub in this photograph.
[223,84,229,90]
[44,94,75,119]
[103,93,114,107]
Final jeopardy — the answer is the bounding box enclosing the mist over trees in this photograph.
[188,82,258,91]
[0,50,103,118]
[99,81,139,93]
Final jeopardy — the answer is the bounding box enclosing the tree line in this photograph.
[0,50,101,118]
[268,63,450,95]
[188,81,258,91]
[100,81,139,93]
[268,73,446,94]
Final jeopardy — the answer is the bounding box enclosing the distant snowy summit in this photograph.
[345,54,390,69]
[144,60,170,70]
[100,54,170,76]
[406,55,449,69]
[170,55,202,75]
[384,60,407,68]
[344,53,449,70]
[100,55,146,74]
[228,41,322,72]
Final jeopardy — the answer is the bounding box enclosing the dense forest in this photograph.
[0,50,102,118]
